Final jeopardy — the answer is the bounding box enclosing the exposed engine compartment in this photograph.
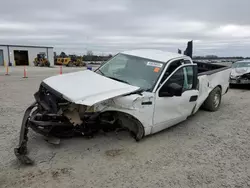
[14,83,144,165]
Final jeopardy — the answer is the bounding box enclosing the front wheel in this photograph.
[203,87,222,112]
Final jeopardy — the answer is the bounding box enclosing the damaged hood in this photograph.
[42,70,140,106]
[231,67,250,77]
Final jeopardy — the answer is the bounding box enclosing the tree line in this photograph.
[193,55,250,60]
[54,51,113,62]
[54,50,249,62]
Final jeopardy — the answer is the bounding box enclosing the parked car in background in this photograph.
[229,60,250,85]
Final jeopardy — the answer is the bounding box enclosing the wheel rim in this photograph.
[213,93,220,108]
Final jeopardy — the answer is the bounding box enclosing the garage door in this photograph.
[0,50,4,66]
[14,50,29,66]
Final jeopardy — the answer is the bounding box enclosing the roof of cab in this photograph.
[120,49,186,63]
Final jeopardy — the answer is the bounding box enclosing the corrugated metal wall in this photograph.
[0,45,54,66]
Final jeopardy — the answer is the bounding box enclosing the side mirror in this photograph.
[159,83,183,97]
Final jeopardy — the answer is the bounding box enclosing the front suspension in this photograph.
[14,102,37,165]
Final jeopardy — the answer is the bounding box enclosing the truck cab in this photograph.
[93,50,230,136]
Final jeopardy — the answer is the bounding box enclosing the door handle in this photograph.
[189,95,198,102]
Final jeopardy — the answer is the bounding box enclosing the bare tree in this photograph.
[60,52,67,57]
[87,50,93,56]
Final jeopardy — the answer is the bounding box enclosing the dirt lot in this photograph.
[0,66,250,188]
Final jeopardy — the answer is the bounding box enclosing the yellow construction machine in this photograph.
[56,56,85,67]
[73,56,85,67]
[33,53,50,67]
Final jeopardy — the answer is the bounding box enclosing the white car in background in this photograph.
[229,60,250,85]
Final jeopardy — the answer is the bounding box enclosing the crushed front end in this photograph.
[14,80,146,165]
[230,72,250,84]
[14,82,105,165]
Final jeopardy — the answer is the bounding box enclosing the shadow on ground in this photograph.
[230,84,250,90]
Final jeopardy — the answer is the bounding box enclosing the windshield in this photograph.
[96,53,165,91]
[232,61,250,68]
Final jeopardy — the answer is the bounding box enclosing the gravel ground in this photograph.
[0,66,250,188]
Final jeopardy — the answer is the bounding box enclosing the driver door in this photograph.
[152,64,199,134]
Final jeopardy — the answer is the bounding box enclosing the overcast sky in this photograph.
[0,0,250,56]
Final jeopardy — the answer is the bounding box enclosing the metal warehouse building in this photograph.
[0,44,54,66]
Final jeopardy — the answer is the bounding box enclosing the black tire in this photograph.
[203,87,222,112]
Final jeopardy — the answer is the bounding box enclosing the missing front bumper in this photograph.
[14,84,143,165]
[14,102,103,165]
[14,102,78,165]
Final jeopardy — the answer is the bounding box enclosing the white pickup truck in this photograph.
[14,49,231,164]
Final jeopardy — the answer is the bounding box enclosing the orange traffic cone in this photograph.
[60,65,62,75]
[23,66,28,78]
[5,66,9,76]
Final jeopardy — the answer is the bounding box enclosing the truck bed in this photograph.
[192,61,231,115]
[194,61,230,76]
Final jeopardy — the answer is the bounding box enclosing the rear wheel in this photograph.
[203,87,222,112]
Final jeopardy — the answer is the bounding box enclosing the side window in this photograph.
[159,66,194,96]
[165,68,184,88]
[159,59,185,84]
[159,68,184,94]
[183,66,193,90]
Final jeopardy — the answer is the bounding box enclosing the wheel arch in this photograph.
[216,84,222,90]
[98,110,145,141]
[208,84,222,96]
